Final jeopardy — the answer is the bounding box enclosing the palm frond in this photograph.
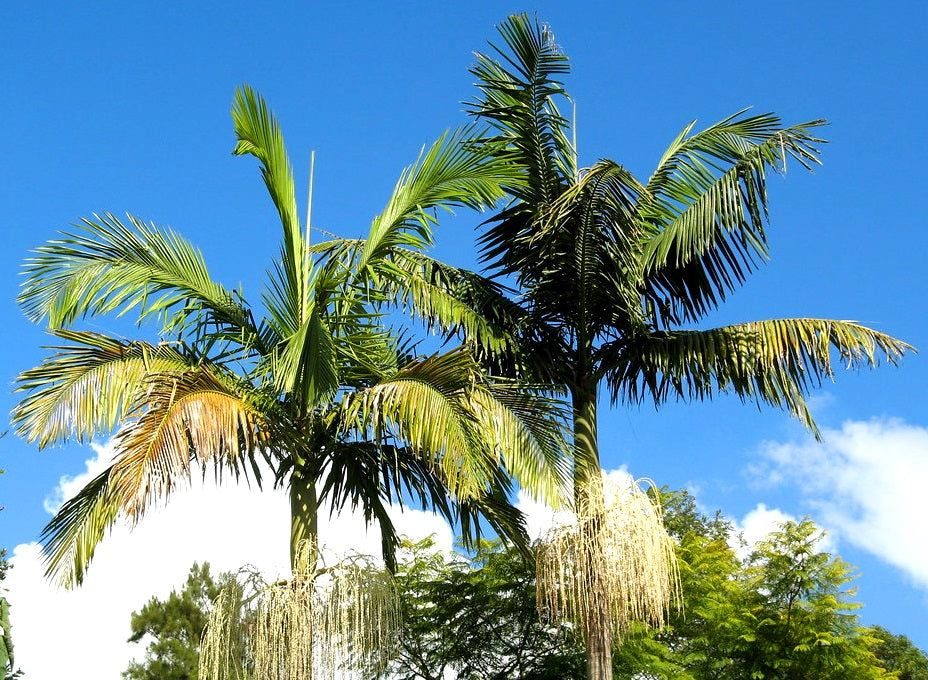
[358,126,513,272]
[338,348,496,501]
[467,13,574,206]
[641,115,827,326]
[525,160,649,335]
[269,300,340,409]
[605,318,912,436]
[233,85,311,332]
[12,330,193,448]
[320,440,531,570]
[110,368,270,517]
[471,381,572,508]
[18,212,251,334]
[40,466,120,587]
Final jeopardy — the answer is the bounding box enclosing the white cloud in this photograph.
[42,442,112,514]
[733,503,797,557]
[729,503,836,561]
[748,417,928,589]
[4,453,662,680]
[517,489,574,541]
[5,442,453,680]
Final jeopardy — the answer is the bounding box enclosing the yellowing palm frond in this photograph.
[607,318,912,437]
[12,330,193,448]
[111,368,270,517]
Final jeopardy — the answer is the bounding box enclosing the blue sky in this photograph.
[2,2,926,675]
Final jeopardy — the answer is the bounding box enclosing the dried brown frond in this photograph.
[536,472,679,643]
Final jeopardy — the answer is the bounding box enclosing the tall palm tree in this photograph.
[11,85,570,592]
[464,14,912,680]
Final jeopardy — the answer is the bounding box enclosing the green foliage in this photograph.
[736,519,886,679]
[463,15,910,677]
[122,562,227,680]
[0,467,21,680]
[0,597,12,680]
[871,627,928,680]
[371,494,923,680]
[377,537,585,680]
[660,512,895,679]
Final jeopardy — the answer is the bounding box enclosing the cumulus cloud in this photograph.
[748,417,928,590]
[730,503,836,562]
[5,442,453,680]
[733,503,797,556]
[42,442,112,514]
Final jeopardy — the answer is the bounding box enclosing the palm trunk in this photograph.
[572,380,613,680]
[289,458,319,574]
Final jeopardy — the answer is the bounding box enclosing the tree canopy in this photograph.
[123,562,227,680]
[369,491,925,680]
[12,85,571,589]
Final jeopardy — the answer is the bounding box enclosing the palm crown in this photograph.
[13,85,571,586]
[467,15,910,474]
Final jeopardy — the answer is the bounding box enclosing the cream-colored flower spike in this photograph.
[536,472,680,642]
[200,540,400,680]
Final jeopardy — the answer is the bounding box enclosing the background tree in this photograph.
[870,627,928,680]
[372,493,921,679]
[464,14,911,679]
[0,467,22,680]
[1,556,13,679]
[377,536,585,680]
[123,562,227,680]
[729,519,892,679]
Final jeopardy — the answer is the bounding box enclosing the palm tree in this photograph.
[464,14,912,680]
[11,85,570,595]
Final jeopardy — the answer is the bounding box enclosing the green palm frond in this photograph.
[471,381,572,508]
[318,440,528,570]
[382,249,524,353]
[269,300,339,409]
[310,237,521,357]
[339,348,497,501]
[641,114,827,326]
[468,13,574,205]
[524,160,649,334]
[232,84,302,257]
[40,466,120,587]
[18,212,250,334]
[233,85,311,332]
[12,330,194,448]
[605,319,912,436]
[358,126,513,272]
